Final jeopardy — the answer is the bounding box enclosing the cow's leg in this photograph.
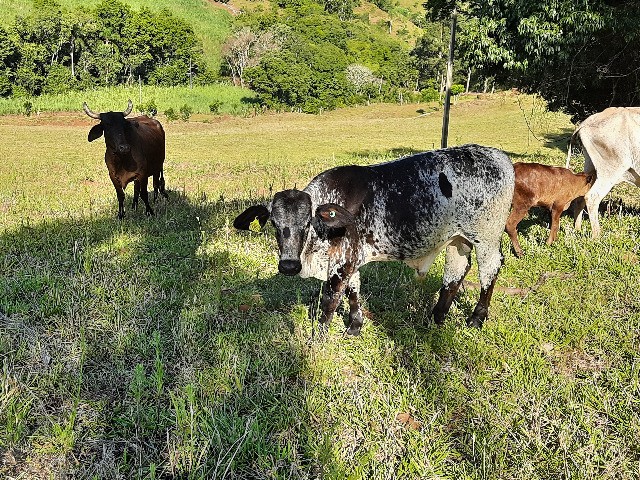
[158,170,168,199]
[152,172,168,201]
[572,196,586,231]
[132,180,140,210]
[109,175,126,220]
[344,272,363,336]
[504,205,529,257]
[547,203,565,245]
[320,264,354,328]
[469,241,503,328]
[432,238,472,325]
[584,176,617,238]
[138,176,154,216]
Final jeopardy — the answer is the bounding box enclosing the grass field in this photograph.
[1,94,639,479]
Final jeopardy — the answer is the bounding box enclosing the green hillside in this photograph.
[0,0,233,73]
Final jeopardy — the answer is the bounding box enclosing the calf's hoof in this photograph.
[432,311,446,326]
[466,315,485,328]
[345,323,362,336]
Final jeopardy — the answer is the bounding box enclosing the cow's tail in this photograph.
[565,127,581,169]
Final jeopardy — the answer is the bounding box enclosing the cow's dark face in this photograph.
[269,190,313,275]
[84,101,135,156]
[88,112,133,155]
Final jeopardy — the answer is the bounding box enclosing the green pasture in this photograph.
[0,0,232,73]
[1,94,639,478]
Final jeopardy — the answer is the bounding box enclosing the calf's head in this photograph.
[234,189,356,276]
[84,100,135,155]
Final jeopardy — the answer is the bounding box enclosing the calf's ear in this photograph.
[316,203,356,228]
[88,124,104,142]
[234,205,270,230]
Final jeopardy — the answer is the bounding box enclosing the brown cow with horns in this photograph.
[84,100,168,219]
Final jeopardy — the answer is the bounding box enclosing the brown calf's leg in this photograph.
[547,203,565,245]
[572,196,586,231]
[505,205,529,257]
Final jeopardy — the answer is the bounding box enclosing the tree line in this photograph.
[423,0,640,121]
[2,0,635,120]
[0,0,210,98]
[221,1,441,113]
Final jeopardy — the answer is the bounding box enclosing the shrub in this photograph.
[451,84,465,96]
[209,100,222,114]
[23,100,32,116]
[179,104,192,121]
[421,87,440,102]
[164,107,178,121]
[140,99,158,117]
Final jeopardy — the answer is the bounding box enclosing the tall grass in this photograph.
[0,84,257,116]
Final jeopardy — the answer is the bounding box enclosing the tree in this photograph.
[422,0,640,120]
[221,26,283,87]
[318,0,358,20]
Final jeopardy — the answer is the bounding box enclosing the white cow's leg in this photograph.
[584,176,617,238]
[432,238,472,325]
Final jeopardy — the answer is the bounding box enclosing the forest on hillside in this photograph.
[0,0,638,118]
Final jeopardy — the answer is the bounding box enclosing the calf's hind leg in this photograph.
[432,238,472,325]
[469,241,503,328]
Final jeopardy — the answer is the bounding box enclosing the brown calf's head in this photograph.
[84,100,135,155]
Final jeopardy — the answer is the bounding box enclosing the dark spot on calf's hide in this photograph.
[439,172,453,199]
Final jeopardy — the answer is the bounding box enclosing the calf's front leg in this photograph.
[320,263,357,333]
[344,272,363,336]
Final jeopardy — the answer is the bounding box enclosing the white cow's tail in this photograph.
[565,127,581,169]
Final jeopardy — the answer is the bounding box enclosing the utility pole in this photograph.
[441,8,457,149]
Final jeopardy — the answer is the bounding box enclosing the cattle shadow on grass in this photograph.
[0,193,336,479]
[543,128,575,155]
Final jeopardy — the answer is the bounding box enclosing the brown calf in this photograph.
[506,162,594,257]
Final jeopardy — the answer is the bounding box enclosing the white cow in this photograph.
[566,107,640,237]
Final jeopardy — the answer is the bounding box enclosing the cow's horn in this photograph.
[123,99,133,117]
[82,102,100,119]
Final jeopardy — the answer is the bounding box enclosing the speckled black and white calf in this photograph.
[234,144,515,333]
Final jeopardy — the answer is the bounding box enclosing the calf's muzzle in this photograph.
[278,259,302,275]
